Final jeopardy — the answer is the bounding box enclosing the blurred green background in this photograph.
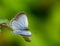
[0,0,60,46]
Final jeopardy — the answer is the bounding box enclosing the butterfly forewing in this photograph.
[11,12,28,30]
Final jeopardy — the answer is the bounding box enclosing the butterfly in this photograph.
[10,12,32,42]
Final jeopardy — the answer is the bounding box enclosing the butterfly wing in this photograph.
[11,12,28,30]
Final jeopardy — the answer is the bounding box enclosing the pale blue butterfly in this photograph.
[10,12,32,42]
